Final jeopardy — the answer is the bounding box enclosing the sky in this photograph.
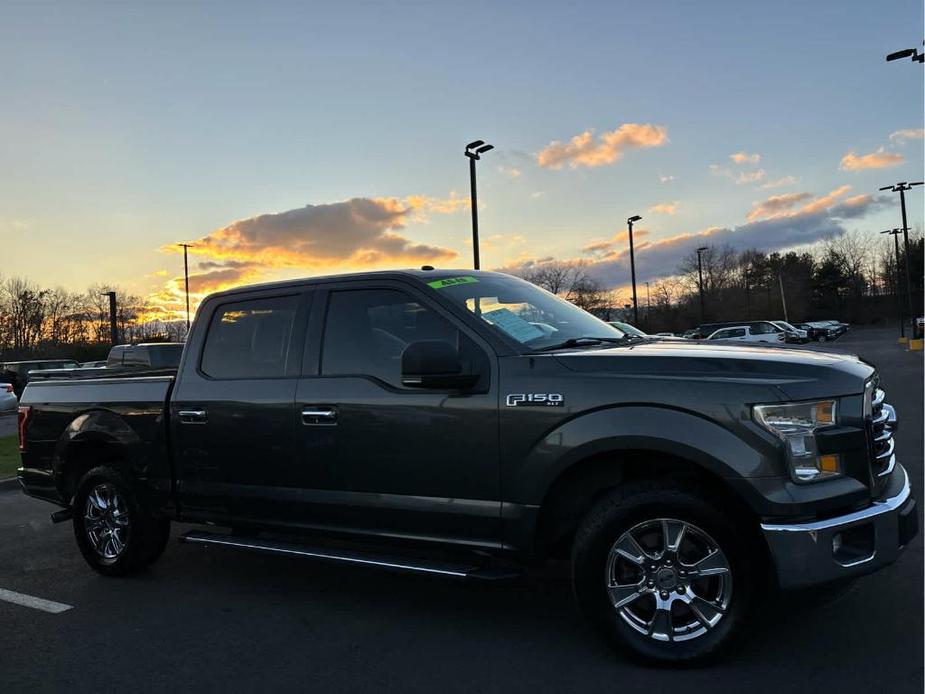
[1,0,923,318]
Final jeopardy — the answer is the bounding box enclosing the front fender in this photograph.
[512,405,776,506]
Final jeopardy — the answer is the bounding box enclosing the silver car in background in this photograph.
[0,382,17,414]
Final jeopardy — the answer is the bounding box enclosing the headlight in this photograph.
[753,400,839,482]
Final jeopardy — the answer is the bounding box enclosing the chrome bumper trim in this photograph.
[761,469,910,533]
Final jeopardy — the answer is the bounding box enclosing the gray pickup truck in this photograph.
[16,269,917,663]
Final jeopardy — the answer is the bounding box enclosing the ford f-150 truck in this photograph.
[16,269,917,663]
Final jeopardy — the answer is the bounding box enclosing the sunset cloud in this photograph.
[535,123,668,169]
[745,191,813,221]
[498,166,522,178]
[889,128,924,144]
[649,202,679,215]
[730,151,761,165]
[500,185,887,293]
[839,148,904,171]
[710,165,765,184]
[758,175,799,190]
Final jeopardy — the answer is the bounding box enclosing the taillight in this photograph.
[18,406,31,452]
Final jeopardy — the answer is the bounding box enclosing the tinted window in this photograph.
[729,328,746,337]
[321,288,485,387]
[201,296,298,379]
[752,322,778,335]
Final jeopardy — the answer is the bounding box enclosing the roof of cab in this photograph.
[204,268,509,301]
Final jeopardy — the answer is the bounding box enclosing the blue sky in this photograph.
[1,0,922,315]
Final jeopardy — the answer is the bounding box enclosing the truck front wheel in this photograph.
[72,466,170,576]
[571,481,754,664]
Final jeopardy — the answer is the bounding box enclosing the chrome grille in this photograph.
[869,386,897,482]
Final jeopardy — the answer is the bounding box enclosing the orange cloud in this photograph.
[582,229,651,258]
[889,128,924,144]
[730,151,761,164]
[710,165,765,185]
[535,123,668,169]
[758,175,799,190]
[649,202,679,215]
[746,192,813,221]
[840,148,904,171]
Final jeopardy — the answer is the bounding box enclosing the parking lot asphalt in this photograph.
[0,326,921,693]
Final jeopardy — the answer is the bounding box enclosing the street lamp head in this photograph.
[465,140,485,151]
[697,246,708,253]
[475,144,494,154]
[886,48,916,62]
[627,215,642,224]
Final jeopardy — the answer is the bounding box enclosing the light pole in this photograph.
[881,228,905,338]
[886,46,924,64]
[645,281,650,329]
[178,243,194,333]
[627,215,642,325]
[465,140,494,269]
[696,247,708,323]
[880,181,923,327]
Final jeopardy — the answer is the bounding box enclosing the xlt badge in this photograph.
[506,393,564,407]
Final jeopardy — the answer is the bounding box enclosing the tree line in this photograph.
[515,230,924,333]
[0,277,185,362]
[1,229,922,360]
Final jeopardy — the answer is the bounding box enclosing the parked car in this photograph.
[0,382,17,414]
[17,269,915,664]
[80,360,108,369]
[705,325,785,343]
[793,322,830,342]
[607,321,647,337]
[0,359,79,397]
[695,320,784,341]
[770,321,809,344]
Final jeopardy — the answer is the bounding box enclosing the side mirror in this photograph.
[401,340,478,390]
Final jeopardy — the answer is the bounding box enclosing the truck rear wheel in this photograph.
[72,466,170,576]
[571,481,753,664]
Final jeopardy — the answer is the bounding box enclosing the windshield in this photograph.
[608,321,646,337]
[427,274,625,350]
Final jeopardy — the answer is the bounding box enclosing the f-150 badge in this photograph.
[506,393,564,407]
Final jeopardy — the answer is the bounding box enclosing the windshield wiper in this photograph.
[531,336,628,352]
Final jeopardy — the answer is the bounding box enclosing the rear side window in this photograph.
[729,328,746,338]
[201,296,298,379]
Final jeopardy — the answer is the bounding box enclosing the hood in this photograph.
[552,338,874,400]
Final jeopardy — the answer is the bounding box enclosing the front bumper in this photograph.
[761,464,917,589]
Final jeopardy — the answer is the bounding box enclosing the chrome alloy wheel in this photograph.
[605,518,732,643]
[83,483,130,561]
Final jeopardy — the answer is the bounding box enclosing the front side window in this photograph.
[201,296,298,379]
[321,288,484,388]
[427,274,623,351]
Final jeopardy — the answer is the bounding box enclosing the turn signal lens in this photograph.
[814,401,835,426]
[818,454,840,473]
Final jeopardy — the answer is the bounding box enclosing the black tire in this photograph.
[72,465,171,576]
[571,481,755,664]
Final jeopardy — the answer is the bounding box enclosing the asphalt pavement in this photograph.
[0,326,921,693]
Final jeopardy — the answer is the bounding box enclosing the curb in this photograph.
[0,477,20,491]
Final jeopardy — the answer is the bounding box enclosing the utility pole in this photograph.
[778,274,788,322]
[744,266,751,319]
[881,228,905,338]
[627,215,642,325]
[645,281,650,329]
[102,291,118,347]
[178,243,194,333]
[880,181,923,329]
[696,247,708,323]
[465,140,494,269]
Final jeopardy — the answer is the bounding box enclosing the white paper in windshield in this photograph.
[481,308,545,343]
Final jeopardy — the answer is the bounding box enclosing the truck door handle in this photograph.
[179,410,208,424]
[302,406,337,425]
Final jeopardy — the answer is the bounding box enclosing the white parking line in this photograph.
[0,588,73,614]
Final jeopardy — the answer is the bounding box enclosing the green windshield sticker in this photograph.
[427,276,479,289]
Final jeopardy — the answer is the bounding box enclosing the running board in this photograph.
[179,530,518,580]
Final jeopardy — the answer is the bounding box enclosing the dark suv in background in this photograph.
[0,359,79,397]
